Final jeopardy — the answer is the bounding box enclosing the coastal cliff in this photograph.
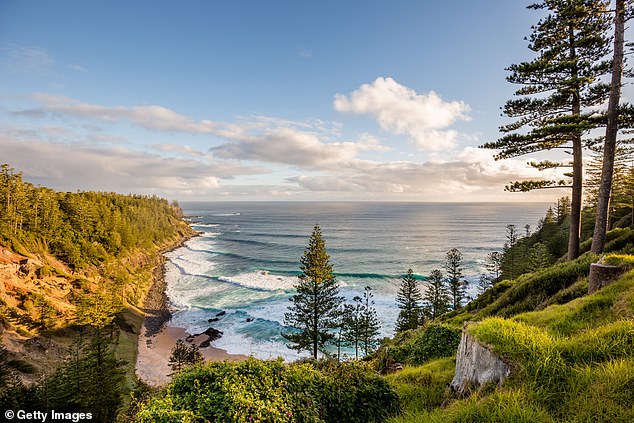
[0,173,196,384]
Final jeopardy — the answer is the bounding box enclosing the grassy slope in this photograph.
[386,253,634,422]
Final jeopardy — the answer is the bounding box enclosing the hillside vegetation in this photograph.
[384,247,634,423]
[0,164,194,421]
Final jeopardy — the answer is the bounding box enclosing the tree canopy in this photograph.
[481,0,612,260]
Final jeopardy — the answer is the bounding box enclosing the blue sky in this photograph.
[0,1,617,201]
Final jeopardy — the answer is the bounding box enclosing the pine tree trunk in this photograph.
[569,136,583,260]
[591,0,625,254]
[568,23,582,261]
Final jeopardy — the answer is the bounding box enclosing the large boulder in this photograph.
[450,324,511,394]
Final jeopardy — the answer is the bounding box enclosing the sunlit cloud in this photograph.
[0,133,268,198]
[20,94,386,169]
[334,77,471,151]
[5,92,563,201]
[212,127,387,169]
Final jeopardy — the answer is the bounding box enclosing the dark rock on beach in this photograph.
[190,327,224,349]
[203,327,224,342]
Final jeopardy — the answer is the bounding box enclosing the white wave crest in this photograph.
[169,253,216,277]
[218,271,296,291]
[192,223,220,228]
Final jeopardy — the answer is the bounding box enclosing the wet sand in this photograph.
[136,325,248,387]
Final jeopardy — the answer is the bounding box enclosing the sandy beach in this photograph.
[135,234,247,387]
[136,324,248,387]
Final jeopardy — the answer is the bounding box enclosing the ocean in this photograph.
[165,201,549,360]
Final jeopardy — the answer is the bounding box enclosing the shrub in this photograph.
[380,324,461,369]
[136,358,399,423]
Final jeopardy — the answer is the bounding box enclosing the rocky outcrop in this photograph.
[185,326,223,348]
[588,263,627,294]
[450,324,511,394]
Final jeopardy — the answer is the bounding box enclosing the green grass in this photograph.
[477,253,596,318]
[514,270,634,336]
[385,357,455,418]
[468,278,634,421]
[604,253,634,267]
[444,254,597,327]
[387,256,634,422]
[419,389,553,423]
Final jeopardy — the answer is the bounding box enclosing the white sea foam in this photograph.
[170,310,306,362]
[169,253,216,277]
[192,222,220,227]
[218,271,296,291]
[164,264,220,308]
[215,334,306,362]
[201,232,222,238]
[183,236,217,252]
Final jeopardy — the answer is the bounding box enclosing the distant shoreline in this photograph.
[136,227,247,386]
[142,234,197,338]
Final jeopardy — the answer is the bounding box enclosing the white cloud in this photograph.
[29,93,222,134]
[0,133,268,198]
[285,146,563,201]
[5,92,563,201]
[150,143,207,157]
[21,94,385,169]
[1,43,54,74]
[68,63,88,73]
[212,127,386,169]
[334,77,471,150]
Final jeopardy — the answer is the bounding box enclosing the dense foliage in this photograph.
[1,319,127,423]
[0,164,195,422]
[0,164,190,269]
[481,0,612,260]
[135,358,400,423]
[376,324,461,372]
[492,196,633,284]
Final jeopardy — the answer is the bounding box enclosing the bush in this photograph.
[381,324,461,369]
[136,358,399,423]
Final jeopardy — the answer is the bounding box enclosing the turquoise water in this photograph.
[165,202,548,360]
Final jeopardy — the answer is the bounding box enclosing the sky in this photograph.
[0,0,623,202]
